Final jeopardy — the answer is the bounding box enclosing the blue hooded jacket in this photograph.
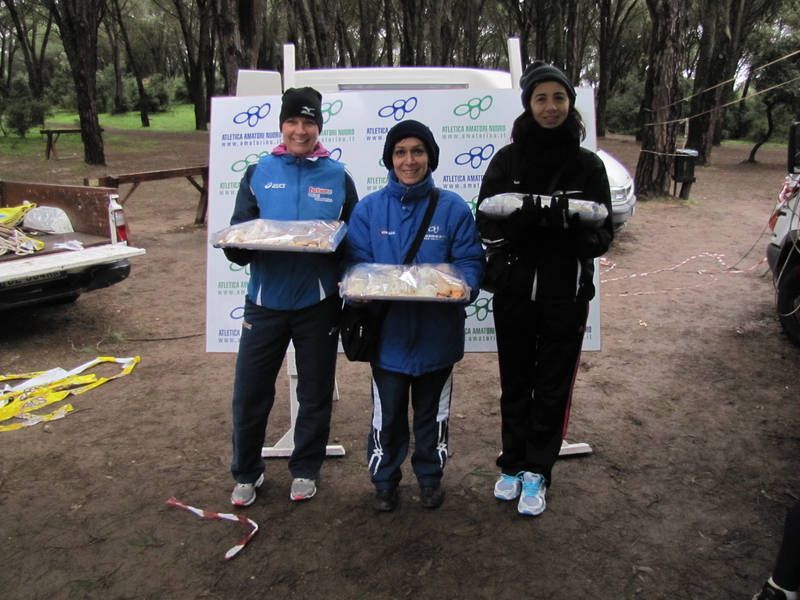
[230,151,357,310]
[344,170,485,376]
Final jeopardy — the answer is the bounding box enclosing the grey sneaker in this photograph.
[231,473,264,506]
[517,472,546,516]
[494,472,523,500]
[290,478,317,501]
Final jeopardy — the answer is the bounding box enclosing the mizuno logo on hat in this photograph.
[301,106,315,117]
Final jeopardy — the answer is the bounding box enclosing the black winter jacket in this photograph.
[476,142,613,302]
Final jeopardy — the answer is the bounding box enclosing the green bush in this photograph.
[4,80,52,137]
[46,62,78,111]
[605,72,645,136]
[96,65,133,114]
[129,74,174,113]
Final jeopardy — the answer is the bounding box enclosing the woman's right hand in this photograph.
[506,195,543,238]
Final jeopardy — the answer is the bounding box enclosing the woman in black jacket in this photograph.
[476,61,613,516]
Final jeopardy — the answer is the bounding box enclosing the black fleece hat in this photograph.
[520,60,576,108]
[382,120,440,172]
[279,87,324,132]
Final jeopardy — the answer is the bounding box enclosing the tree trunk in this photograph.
[4,0,52,101]
[48,0,106,166]
[635,0,690,198]
[110,0,150,126]
[356,0,380,66]
[383,0,394,66]
[215,0,267,94]
[290,0,321,69]
[686,0,730,166]
[747,101,774,163]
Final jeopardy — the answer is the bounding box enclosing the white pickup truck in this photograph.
[0,181,145,310]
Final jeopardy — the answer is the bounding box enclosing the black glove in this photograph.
[506,195,544,239]
[544,196,570,230]
[223,247,255,266]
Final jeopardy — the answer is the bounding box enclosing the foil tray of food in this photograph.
[340,263,469,301]
[211,219,347,253]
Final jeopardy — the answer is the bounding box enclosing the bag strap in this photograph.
[403,188,439,264]
[375,188,440,321]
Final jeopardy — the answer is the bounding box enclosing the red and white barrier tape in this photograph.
[600,253,767,296]
[166,497,258,560]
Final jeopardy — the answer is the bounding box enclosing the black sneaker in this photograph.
[753,581,789,600]
[420,485,445,508]
[373,488,399,512]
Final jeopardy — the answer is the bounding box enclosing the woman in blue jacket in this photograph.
[224,87,358,507]
[344,120,484,511]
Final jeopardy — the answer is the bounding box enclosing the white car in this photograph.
[767,167,800,347]
[597,149,637,229]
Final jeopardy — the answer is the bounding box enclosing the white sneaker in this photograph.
[290,478,317,501]
[517,472,546,516]
[231,473,264,506]
[494,472,523,500]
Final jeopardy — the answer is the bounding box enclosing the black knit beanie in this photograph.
[520,61,576,109]
[382,120,440,172]
[279,87,324,132]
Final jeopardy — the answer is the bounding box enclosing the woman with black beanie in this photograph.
[476,61,614,516]
[344,120,484,512]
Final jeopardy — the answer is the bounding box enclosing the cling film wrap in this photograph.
[0,356,140,432]
[210,218,347,253]
[478,193,608,228]
[340,263,469,301]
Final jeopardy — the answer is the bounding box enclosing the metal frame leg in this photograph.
[559,440,593,456]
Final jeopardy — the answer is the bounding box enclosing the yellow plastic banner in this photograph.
[0,204,35,226]
[0,356,140,432]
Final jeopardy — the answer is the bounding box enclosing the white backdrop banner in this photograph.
[206,88,602,353]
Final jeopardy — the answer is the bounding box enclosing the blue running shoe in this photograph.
[494,472,524,500]
[517,472,546,516]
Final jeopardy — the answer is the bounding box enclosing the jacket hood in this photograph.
[271,142,331,158]
[386,169,435,202]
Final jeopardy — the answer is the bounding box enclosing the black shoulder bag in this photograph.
[340,189,440,362]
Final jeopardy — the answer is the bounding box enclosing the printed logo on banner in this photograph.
[322,100,343,124]
[232,152,270,173]
[456,145,495,169]
[454,96,494,120]
[465,296,496,344]
[234,103,272,127]
[207,89,602,353]
[378,97,418,121]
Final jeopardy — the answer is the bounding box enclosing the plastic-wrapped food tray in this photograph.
[341,263,469,302]
[478,193,608,228]
[211,219,347,253]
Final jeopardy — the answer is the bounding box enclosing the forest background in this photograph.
[1,0,800,195]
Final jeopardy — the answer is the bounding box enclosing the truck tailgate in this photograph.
[0,245,146,284]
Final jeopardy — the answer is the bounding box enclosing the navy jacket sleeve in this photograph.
[223,164,260,266]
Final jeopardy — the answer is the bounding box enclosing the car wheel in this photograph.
[777,263,800,348]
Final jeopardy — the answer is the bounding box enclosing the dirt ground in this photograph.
[0,126,798,600]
